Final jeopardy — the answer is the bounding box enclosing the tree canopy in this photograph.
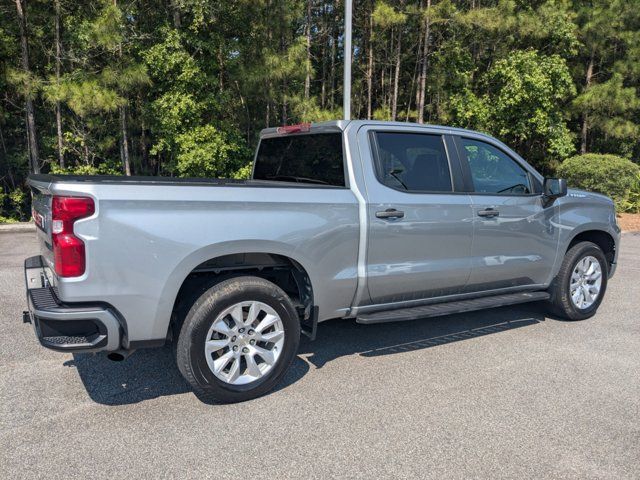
[2,0,640,220]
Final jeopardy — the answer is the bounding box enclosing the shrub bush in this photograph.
[0,188,30,223]
[619,175,640,213]
[556,154,640,211]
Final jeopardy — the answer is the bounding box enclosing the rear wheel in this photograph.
[548,241,608,320]
[176,276,300,403]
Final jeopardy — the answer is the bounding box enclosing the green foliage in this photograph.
[450,50,576,172]
[88,2,123,51]
[44,75,124,117]
[142,28,242,174]
[232,163,253,180]
[8,188,27,218]
[174,125,249,178]
[557,154,640,210]
[0,187,29,222]
[621,176,640,214]
[373,1,407,28]
[373,106,392,121]
[6,68,41,99]
[573,74,640,156]
[288,96,341,123]
[143,29,204,90]
[2,0,640,221]
[50,162,123,176]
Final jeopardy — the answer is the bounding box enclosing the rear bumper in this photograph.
[24,256,121,353]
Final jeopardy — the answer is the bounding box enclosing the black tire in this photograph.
[548,241,608,320]
[176,276,301,403]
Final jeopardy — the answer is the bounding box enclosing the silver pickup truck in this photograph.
[24,120,620,402]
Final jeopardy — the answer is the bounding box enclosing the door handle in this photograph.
[477,208,499,218]
[376,208,405,219]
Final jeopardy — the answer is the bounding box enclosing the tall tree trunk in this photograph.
[366,7,374,120]
[304,0,312,100]
[391,29,402,121]
[82,125,89,165]
[406,39,420,122]
[114,0,131,175]
[170,0,181,28]
[415,16,423,114]
[138,95,149,173]
[120,106,131,176]
[0,124,7,164]
[266,1,273,127]
[320,3,327,108]
[14,0,39,173]
[234,80,251,143]
[417,0,431,124]
[329,26,336,110]
[381,63,386,112]
[282,79,288,123]
[280,21,288,123]
[266,101,270,128]
[320,40,327,108]
[218,44,224,90]
[0,124,16,189]
[581,53,595,154]
[141,119,149,174]
[54,0,64,168]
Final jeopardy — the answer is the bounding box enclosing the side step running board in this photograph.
[356,291,550,325]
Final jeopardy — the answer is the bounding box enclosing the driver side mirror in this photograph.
[543,178,567,202]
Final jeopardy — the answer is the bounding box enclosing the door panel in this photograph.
[455,136,559,290]
[466,195,558,290]
[366,199,474,303]
[357,128,474,305]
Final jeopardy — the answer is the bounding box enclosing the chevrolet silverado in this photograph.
[24,120,620,402]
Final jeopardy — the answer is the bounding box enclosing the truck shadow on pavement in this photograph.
[298,302,548,369]
[67,302,547,405]
[66,346,311,406]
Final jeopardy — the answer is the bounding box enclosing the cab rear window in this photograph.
[253,133,345,186]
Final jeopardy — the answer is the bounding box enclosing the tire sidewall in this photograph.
[178,277,300,401]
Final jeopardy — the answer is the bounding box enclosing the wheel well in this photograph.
[170,253,314,338]
[568,230,616,267]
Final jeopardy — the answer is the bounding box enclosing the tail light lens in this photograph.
[51,196,95,277]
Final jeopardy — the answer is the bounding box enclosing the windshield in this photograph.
[253,133,345,186]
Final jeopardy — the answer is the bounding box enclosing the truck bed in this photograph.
[27,172,361,344]
[28,174,341,189]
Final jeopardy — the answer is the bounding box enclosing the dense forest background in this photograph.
[1,0,640,220]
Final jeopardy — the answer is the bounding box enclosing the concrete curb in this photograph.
[0,222,35,234]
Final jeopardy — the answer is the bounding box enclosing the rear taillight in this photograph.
[51,196,95,277]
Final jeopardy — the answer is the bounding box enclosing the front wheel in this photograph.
[176,276,301,403]
[548,241,608,320]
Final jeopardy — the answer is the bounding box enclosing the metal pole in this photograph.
[343,0,352,120]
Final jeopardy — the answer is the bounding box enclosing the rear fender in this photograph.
[154,240,316,340]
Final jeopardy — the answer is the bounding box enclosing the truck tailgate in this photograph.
[29,184,55,279]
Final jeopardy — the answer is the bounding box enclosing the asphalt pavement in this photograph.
[1,231,639,479]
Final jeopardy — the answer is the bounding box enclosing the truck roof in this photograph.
[259,120,495,141]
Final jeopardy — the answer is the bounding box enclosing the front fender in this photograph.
[550,195,621,280]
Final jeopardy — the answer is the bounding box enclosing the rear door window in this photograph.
[373,132,453,192]
[253,133,345,186]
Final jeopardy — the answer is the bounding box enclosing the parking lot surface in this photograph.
[1,231,639,479]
